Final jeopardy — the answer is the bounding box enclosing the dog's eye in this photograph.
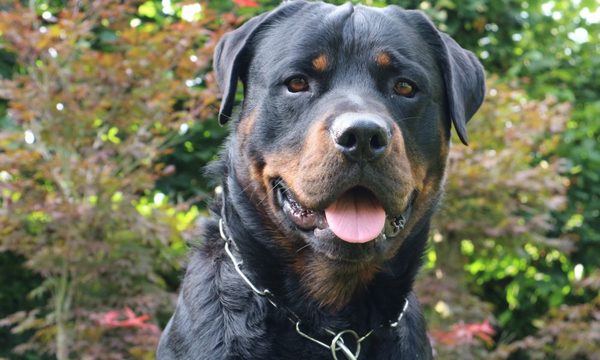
[393,80,416,97]
[286,77,309,93]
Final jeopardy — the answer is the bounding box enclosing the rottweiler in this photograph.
[158,1,484,359]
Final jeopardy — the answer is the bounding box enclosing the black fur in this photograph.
[158,1,484,359]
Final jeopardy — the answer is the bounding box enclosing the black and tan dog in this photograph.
[158,1,484,359]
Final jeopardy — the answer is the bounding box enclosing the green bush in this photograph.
[0,1,225,357]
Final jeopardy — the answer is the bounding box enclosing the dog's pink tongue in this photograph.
[324,189,386,243]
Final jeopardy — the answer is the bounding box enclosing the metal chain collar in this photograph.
[219,218,409,360]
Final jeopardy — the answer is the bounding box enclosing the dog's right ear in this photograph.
[390,9,485,145]
[213,2,308,125]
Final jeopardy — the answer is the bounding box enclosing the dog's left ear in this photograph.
[213,2,309,125]
[436,30,486,145]
[395,10,485,145]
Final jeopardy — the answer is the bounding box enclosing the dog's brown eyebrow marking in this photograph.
[376,52,392,67]
[312,54,329,72]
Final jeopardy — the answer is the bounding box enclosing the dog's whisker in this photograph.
[396,116,422,122]
[255,180,279,208]
[232,176,276,209]
[296,243,311,254]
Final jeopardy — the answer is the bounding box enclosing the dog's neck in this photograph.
[219,177,428,332]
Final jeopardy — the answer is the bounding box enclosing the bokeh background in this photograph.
[0,0,598,359]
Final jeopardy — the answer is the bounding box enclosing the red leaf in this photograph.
[233,0,259,8]
[97,307,160,334]
[431,320,495,347]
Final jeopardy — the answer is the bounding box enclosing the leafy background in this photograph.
[0,0,598,359]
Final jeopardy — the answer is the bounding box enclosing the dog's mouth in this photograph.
[274,179,415,244]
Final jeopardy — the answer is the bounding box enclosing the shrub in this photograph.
[0,1,226,357]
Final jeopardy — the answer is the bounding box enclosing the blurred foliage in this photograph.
[0,0,598,359]
[491,271,600,360]
[0,0,227,357]
[0,253,49,360]
[417,78,580,358]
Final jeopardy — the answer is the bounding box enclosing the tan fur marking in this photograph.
[300,258,379,309]
[238,110,257,147]
[240,112,448,308]
[312,54,329,72]
[376,52,392,67]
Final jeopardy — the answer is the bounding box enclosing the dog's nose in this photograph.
[330,113,392,162]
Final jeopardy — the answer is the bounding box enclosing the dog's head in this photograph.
[214,1,484,307]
